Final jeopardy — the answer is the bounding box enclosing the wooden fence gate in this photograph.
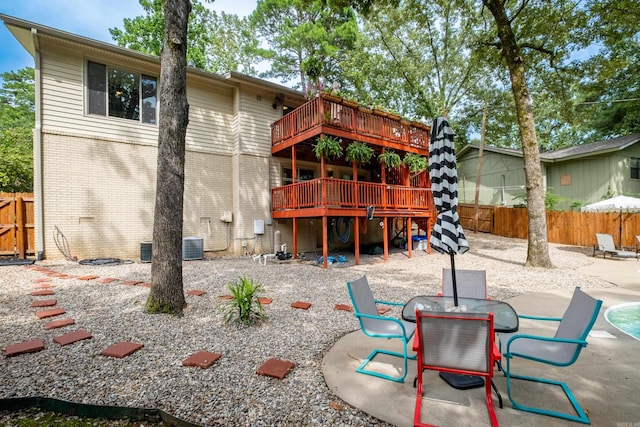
[0,192,35,258]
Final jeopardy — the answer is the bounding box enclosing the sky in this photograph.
[0,0,258,75]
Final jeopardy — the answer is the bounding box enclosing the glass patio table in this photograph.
[402,295,519,333]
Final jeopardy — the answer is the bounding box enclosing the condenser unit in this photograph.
[182,237,204,260]
[140,241,152,263]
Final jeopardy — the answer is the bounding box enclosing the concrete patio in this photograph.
[323,256,640,426]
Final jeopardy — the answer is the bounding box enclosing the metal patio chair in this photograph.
[414,310,499,427]
[441,268,489,299]
[497,286,603,424]
[346,275,416,383]
[593,233,638,259]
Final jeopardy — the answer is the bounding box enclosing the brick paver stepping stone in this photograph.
[101,342,144,358]
[78,275,99,281]
[139,283,152,288]
[31,289,54,296]
[182,351,222,368]
[258,297,273,305]
[36,308,66,319]
[34,283,54,289]
[33,278,52,283]
[4,339,45,357]
[218,295,233,300]
[256,358,295,379]
[30,299,57,308]
[187,290,206,296]
[291,301,312,310]
[98,278,119,284]
[377,307,391,315]
[335,304,352,311]
[121,280,143,286]
[44,318,75,330]
[53,330,92,346]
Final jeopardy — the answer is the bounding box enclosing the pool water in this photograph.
[605,303,640,340]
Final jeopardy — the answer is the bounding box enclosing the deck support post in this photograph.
[293,218,297,259]
[322,215,328,269]
[407,217,412,258]
[383,217,389,261]
[354,216,360,265]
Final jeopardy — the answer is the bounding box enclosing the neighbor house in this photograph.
[2,15,435,264]
[456,133,640,210]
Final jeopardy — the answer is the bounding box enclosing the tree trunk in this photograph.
[146,0,191,315]
[483,0,553,268]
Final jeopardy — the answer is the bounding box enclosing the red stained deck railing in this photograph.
[272,178,434,213]
[271,96,430,151]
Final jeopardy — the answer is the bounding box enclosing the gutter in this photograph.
[31,27,44,260]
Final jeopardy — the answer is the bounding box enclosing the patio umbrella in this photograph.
[581,195,640,246]
[429,117,469,306]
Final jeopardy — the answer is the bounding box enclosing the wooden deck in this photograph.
[271,95,430,157]
[271,178,434,218]
[269,94,434,267]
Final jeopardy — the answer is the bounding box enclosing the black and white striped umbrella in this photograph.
[429,117,468,305]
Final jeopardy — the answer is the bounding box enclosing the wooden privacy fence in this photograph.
[492,206,640,248]
[0,192,35,258]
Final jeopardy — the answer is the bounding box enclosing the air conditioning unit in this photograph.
[182,237,204,260]
[140,241,152,263]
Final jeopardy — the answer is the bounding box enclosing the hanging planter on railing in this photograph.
[403,152,428,173]
[314,135,343,160]
[321,91,343,104]
[345,141,375,165]
[378,150,402,170]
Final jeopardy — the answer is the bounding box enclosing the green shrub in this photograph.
[220,276,266,326]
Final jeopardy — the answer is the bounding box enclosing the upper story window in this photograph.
[87,61,157,124]
[631,157,640,180]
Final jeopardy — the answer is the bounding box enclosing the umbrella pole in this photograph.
[450,251,458,306]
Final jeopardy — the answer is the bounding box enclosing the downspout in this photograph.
[32,28,44,260]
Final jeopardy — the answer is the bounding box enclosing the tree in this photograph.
[110,0,259,74]
[572,0,640,139]
[343,0,493,132]
[0,68,35,192]
[481,0,552,268]
[146,0,191,315]
[250,0,359,90]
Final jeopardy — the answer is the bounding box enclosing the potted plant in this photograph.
[387,111,402,121]
[403,152,428,173]
[378,150,402,169]
[345,141,374,165]
[341,97,359,108]
[314,135,343,160]
[321,90,342,104]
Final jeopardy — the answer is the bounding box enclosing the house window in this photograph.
[632,158,640,180]
[87,61,157,124]
[283,168,314,184]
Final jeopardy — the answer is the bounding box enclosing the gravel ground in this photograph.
[0,234,613,426]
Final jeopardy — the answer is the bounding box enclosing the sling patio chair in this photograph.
[593,233,638,260]
[440,268,490,299]
[346,275,416,383]
[497,286,603,424]
[414,310,499,427]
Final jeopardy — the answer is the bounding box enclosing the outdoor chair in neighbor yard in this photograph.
[346,275,416,383]
[593,233,638,259]
[414,311,499,427]
[497,286,603,424]
[440,268,489,299]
